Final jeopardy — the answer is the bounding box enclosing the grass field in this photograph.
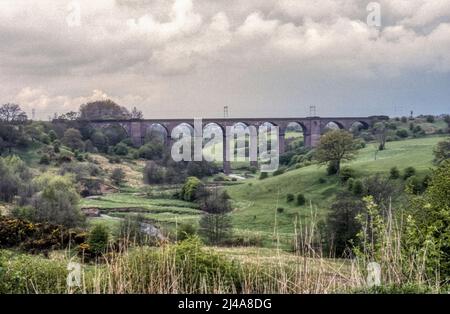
[80,135,446,247]
[225,136,446,239]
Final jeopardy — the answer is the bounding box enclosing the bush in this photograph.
[352,179,363,195]
[339,167,355,183]
[405,176,424,195]
[138,142,163,160]
[181,177,203,202]
[29,174,84,228]
[39,154,50,165]
[286,193,294,202]
[168,237,240,290]
[296,194,306,206]
[321,193,363,256]
[272,167,285,176]
[88,224,109,256]
[177,224,197,241]
[396,129,409,138]
[390,167,400,179]
[111,168,126,186]
[326,162,339,175]
[259,172,268,180]
[114,142,129,156]
[425,115,435,123]
[318,177,326,184]
[403,167,416,180]
[0,217,86,253]
[143,161,165,184]
[277,207,284,214]
[48,130,57,142]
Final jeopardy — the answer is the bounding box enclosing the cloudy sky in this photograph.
[0,0,449,120]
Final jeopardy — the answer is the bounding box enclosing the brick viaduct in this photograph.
[81,116,387,174]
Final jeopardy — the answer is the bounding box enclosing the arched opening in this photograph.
[259,122,278,153]
[349,121,369,136]
[144,123,168,145]
[171,123,194,160]
[102,124,128,146]
[285,122,305,151]
[203,123,224,162]
[323,121,344,133]
[229,122,252,163]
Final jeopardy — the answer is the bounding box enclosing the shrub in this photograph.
[177,224,197,241]
[48,130,57,142]
[259,172,268,180]
[272,167,285,176]
[296,194,306,206]
[181,177,203,202]
[396,129,409,138]
[88,224,109,256]
[286,193,294,202]
[425,115,435,123]
[138,142,163,160]
[111,168,126,186]
[114,142,129,156]
[29,174,84,228]
[347,178,355,190]
[318,177,326,184]
[0,217,86,253]
[40,134,50,144]
[352,179,363,195]
[326,162,339,175]
[39,154,50,165]
[277,207,284,214]
[403,167,416,180]
[321,193,363,256]
[339,167,355,183]
[405,176,424,195]
[401,116,408,123]
[168,237,240,290]
[143,161,165,184]
[389,167,400,179]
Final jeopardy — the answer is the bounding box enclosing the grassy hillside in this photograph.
[226,136,446,239]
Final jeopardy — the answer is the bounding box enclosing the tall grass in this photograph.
[1,201,444,294]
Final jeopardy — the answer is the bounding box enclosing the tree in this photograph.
[62,128,84,151]
[198,190,232,245]
[89,224,109,256]
[48,130,58,142]
[322,192,364,256]
[433,138,450,164]
[113,142,129,156]
[362,174,399,208]
[29,174,84,227]
[373,122,387,150]
[90,131,108,153]
[315,129,358,174]
[131,107,143,119]
[111,168,126,186]
[181,176,203,202]
[0,158,20,202]
[389,167,400,179]
[409,160,450,277]
[0,103,27,123]
[143,161,165,184]
[79,100,130,120]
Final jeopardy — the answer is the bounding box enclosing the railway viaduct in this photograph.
[72,116,387,174]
